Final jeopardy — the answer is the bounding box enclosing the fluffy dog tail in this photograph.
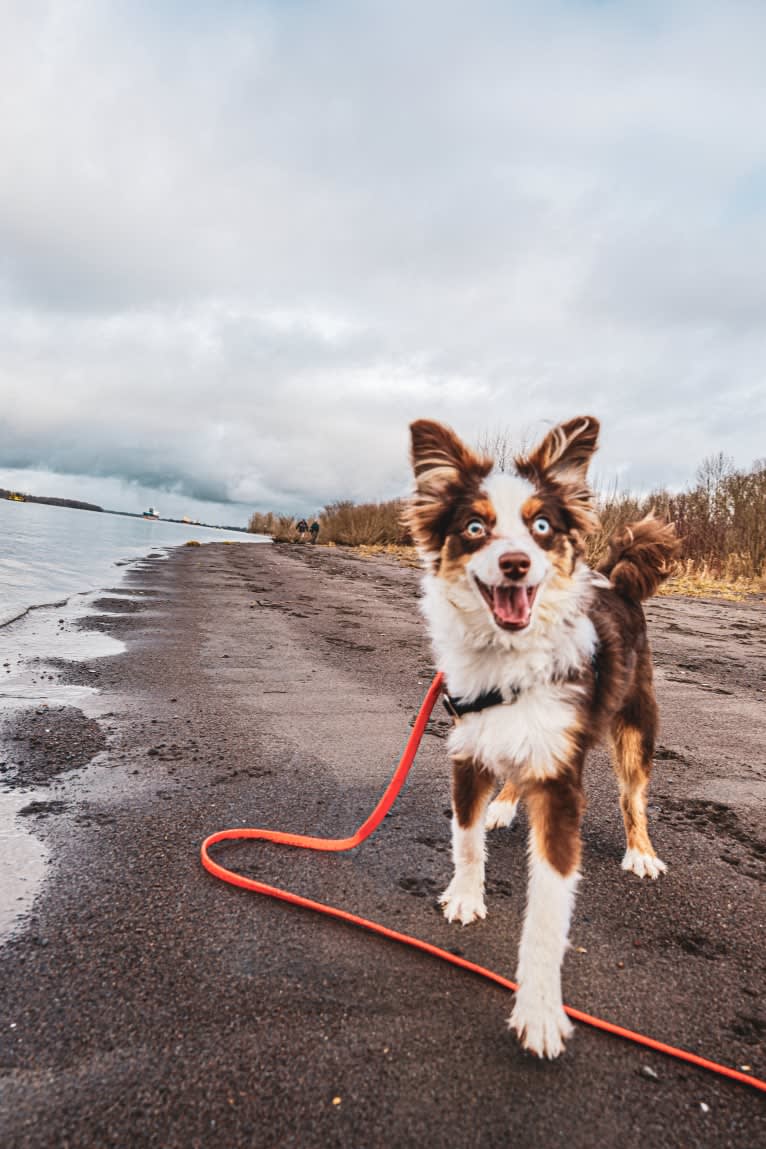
[598,514,679,602]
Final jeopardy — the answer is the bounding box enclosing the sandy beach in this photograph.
[0,542,764,1148]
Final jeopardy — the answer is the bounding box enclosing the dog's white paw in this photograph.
[621,847,667,880]
[485,798,519,831]
[509,987,573,1059]
[439,876,486,925]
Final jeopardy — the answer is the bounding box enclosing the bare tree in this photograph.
[475,427,521,472]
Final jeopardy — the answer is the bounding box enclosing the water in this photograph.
[0,498,268,942]
[0,499,267,626]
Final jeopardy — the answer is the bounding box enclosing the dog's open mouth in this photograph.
[474,577,538,630]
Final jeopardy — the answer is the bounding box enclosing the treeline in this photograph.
[0,489,103,513]
[592,454,766,578]
[248,454,766,579]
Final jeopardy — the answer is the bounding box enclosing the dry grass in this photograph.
[249,501,407,545]
[247,510,320,543]
[352,543,422,569]
[319,500,408,546]
[657,558,765,602]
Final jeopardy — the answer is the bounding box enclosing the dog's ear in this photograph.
[516,416,600,534]
[410,419,491,490]
[406,420,492,555]
[517,416,599,484]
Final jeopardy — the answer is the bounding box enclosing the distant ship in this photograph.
[142,507,160,520]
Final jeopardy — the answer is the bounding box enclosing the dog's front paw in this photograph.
[621,847,667,880]
[485,798,519,831]
[439,876,486,925]
[509,987,573,1059]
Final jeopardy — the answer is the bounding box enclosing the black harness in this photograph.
[442,652,600,720]
[443,685,517,719]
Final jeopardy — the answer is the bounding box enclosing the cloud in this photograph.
[1,0,765,516]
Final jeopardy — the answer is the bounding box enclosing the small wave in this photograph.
[0,597,71,630]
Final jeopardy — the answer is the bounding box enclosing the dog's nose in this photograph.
[498,551,531,580]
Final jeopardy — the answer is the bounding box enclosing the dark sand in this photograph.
[0,543,764,1148]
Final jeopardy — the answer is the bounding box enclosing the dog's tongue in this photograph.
[492,585,531,627]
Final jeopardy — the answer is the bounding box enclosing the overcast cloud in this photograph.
[1,0,765,523]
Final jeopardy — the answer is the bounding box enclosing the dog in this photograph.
[405,415,678,1059]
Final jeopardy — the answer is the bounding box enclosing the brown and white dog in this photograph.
[405,416,678,1059]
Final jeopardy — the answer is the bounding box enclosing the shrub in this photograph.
[247,511,320,542]
[319,500,409,546]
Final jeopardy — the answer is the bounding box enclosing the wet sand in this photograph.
[0,543,764,1148]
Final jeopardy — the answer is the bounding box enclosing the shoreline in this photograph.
[0,543,763,1147]
[0,569,141,941]
[0,496,269,629]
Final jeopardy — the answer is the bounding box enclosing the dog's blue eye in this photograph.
[465,520,486,538]
[532,517,551,535]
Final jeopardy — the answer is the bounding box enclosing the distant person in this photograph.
[296,518,308,541]
[309,520,320,544]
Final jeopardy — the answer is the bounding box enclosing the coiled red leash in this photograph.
[201,672,765,1094]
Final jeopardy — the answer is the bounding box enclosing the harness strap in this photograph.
[443,651,600,719]
[443,685,516,718]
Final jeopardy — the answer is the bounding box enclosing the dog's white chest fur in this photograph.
[420,565,597,781]
[448,686,580,781]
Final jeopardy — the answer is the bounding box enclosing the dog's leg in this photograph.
[439,758,495,925]
[509,777,583,1059]
[486,778,519,830]
[611,689,666,879]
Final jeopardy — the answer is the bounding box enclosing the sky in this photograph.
[1,0,765,526]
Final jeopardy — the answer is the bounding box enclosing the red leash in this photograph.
[201,672,765,1094]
